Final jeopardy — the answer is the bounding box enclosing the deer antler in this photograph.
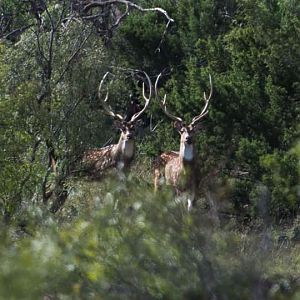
[155,73,183,123]
[189,74,213,127]
[98,72,124,121]
[130,71,152,123]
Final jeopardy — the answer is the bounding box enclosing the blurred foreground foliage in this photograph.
[1,178,300,300]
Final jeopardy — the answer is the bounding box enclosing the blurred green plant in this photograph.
[0,177,300,299]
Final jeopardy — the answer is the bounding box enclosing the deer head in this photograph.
[99,71,152,147]
[155,73,213,162]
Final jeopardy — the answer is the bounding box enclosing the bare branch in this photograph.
[44,3,55,75]
[83,0,174,44]
[150,114,162,132]
[155,18,172,53]
[53,96,85,138]
[61,14,81,29]
[102,137,113,147]
[56,0,68,29]
[110,3,129,31]
[83,0,174,24]
[33,28,47,63]
[80,12,107,21]
[2,24,33,40]
[55,28,93,85]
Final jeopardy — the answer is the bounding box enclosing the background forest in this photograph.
[0,0,299,299]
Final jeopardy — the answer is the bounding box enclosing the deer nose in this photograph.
[186,137,192,144]
[127,133,134,139]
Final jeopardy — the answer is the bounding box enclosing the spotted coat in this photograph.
[82,136,135,178]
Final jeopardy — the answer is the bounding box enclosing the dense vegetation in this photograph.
[0,0,299,299]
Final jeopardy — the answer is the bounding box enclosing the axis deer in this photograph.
[154,73,213,210]
[82,71,152,178]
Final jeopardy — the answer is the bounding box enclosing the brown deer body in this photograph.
[82,71,151,178]
[154,74,212,209]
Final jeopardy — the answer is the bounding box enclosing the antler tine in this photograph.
[204,74,213,101]
[98,72,124,121]
[190,74,213,126]
[155,73,183,122]
[130,71,152,123]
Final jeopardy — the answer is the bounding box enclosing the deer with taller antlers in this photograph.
[82,71,152,178]
[154,73,213,210]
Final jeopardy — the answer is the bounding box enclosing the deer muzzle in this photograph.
[186,137,192,145]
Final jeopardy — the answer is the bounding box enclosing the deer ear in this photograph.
[190,122,204,132]
[174,120,183,132]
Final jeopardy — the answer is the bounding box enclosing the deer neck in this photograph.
[179,142,194,164]
[116,134,135,159]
